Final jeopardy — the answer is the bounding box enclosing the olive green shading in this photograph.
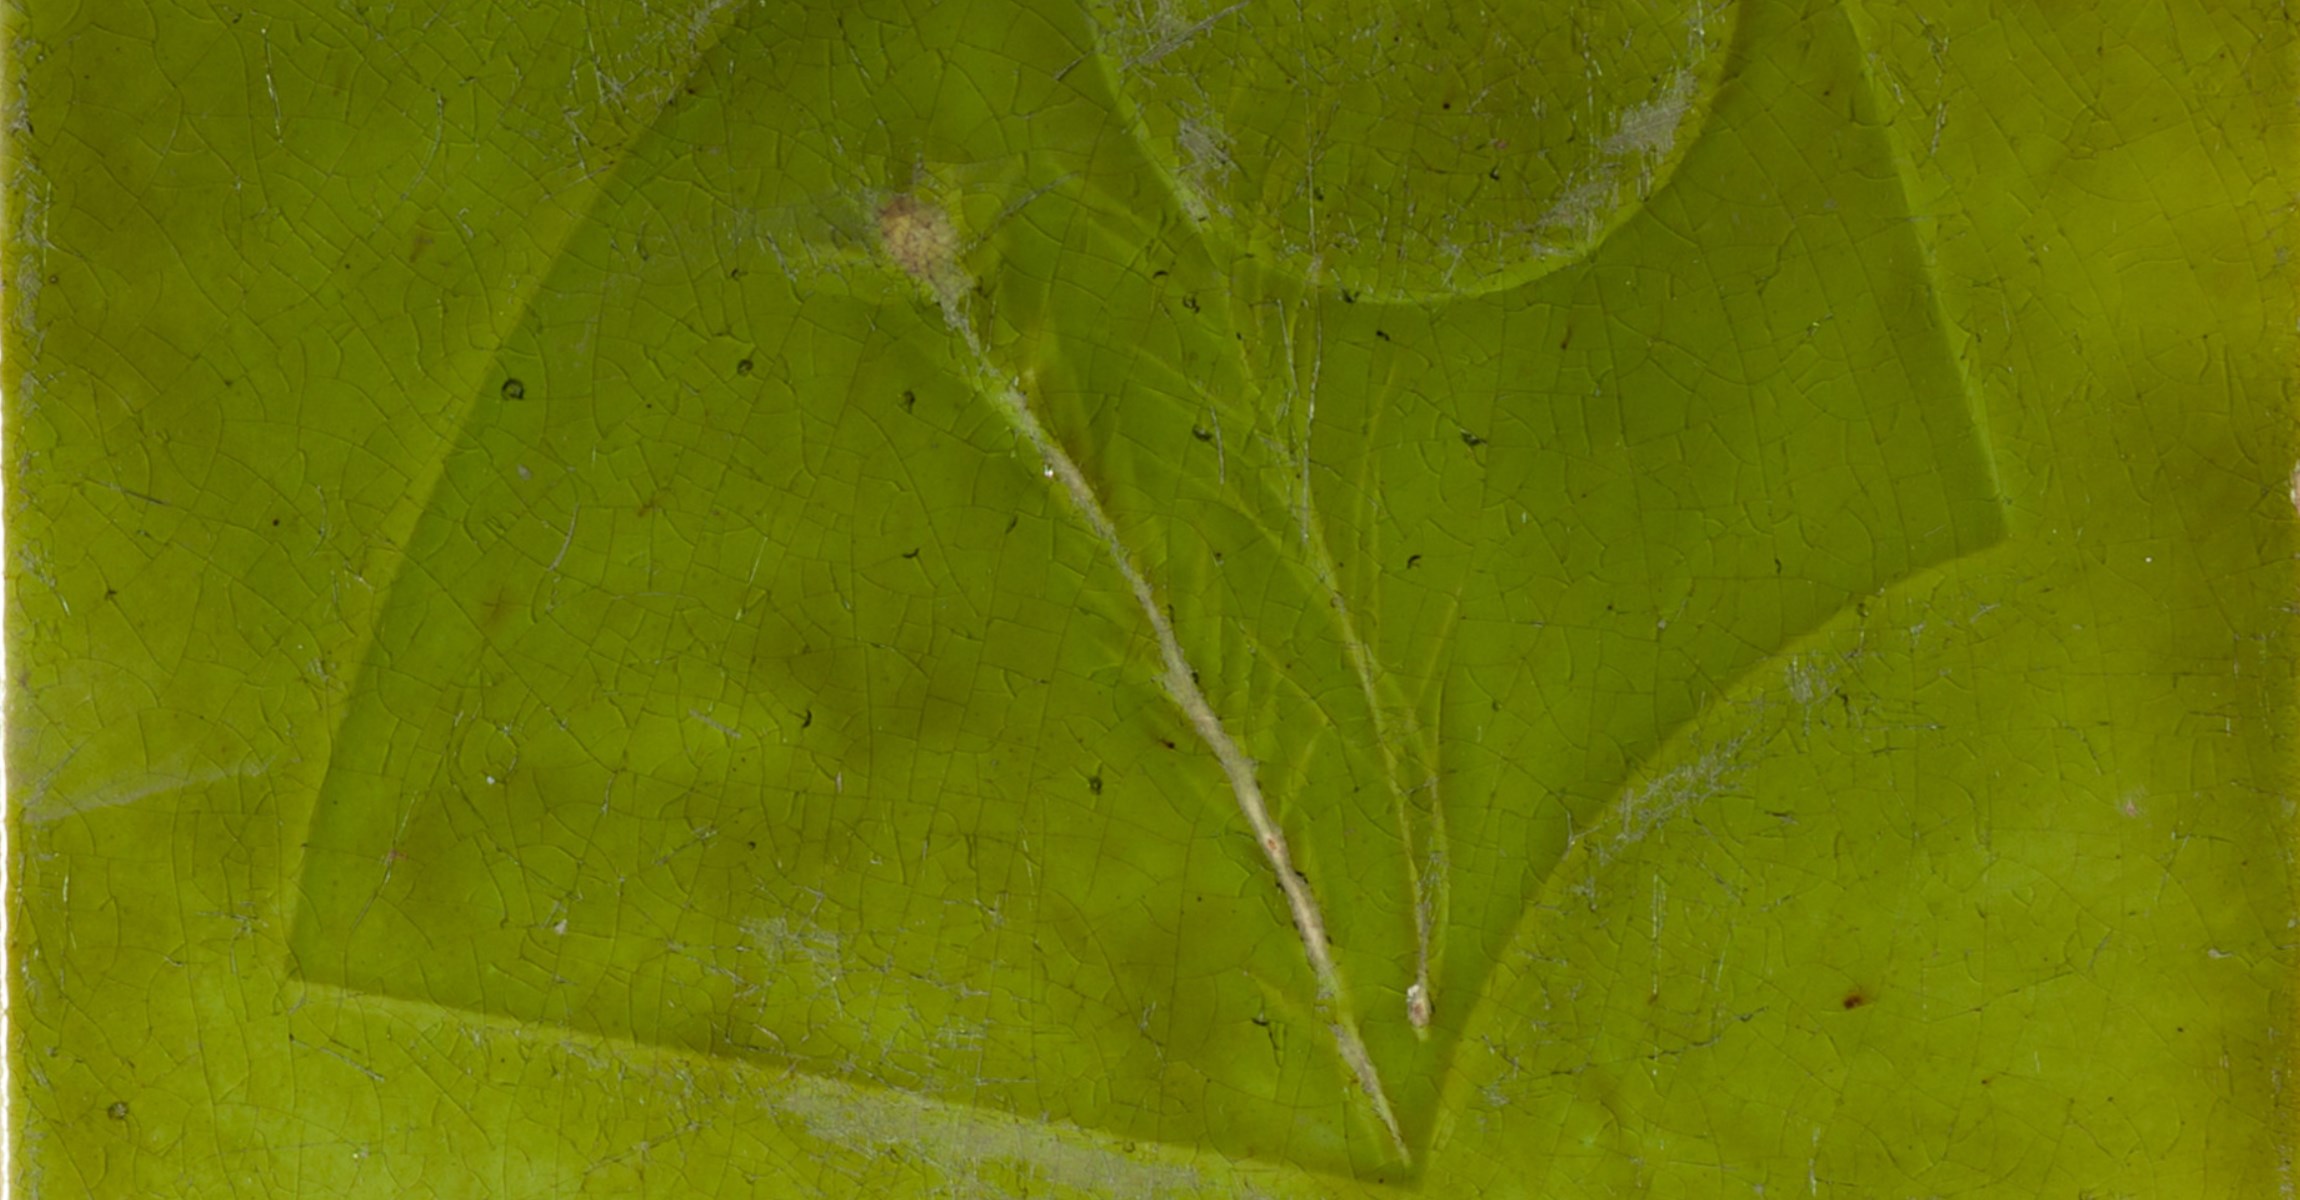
[9,0,2289,1194]
[1086,0,1733,300]
[287,0,1995,1172]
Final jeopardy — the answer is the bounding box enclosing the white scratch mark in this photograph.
[290,1034,387,1083]
[1129,0,1251,70]
[26,756,277,823]
[262,26,283,138]
[779,1077,1207,1200]
[689,710,741,739]
[549,502,580,572]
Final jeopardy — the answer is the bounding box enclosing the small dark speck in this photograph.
[1251,1014,1270,1027]
[1158,737,1177,750]
[1088,773,1103,796]
[1340,289,1357,304]
[1487,166,1501,181]
[729,266,745,280]
[1374,329,1391,341]
[501,378,525,400]
[1406,553,1422,568]
[901,548,920,560]
[746,840,757,849]
[1841,991,1869,1010]
[1191,425,1214,442]
[736,358,753,376]
[901,389,917,412]
[799,709,814,729]
[270,518,280,527]
[107,1101,128,1121]
[1182,294,1201,313]
[1460,430,1487,448]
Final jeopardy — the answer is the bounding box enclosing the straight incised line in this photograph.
[887,195,1410,1161]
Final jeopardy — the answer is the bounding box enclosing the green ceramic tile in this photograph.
[9,0,2289,1194]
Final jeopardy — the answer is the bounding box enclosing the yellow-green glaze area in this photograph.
[9,0,2290,1194]
[1087,0,1735,300]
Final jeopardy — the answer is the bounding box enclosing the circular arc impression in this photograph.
[1088,0,1738,301]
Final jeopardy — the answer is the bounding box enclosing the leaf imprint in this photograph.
[878,190,1410,1161]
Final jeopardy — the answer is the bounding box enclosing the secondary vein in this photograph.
[883,192,1410,1161]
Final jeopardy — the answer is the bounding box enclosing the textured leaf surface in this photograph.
[9,0,2291,1195]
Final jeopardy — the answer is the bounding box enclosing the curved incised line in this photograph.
[1274,296,1451,1034]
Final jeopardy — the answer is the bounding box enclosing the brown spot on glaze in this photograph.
[877,194,959,290]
